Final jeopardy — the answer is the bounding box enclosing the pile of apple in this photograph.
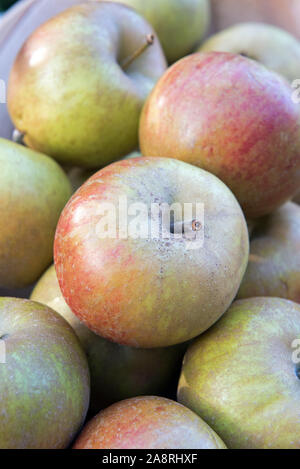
[1,0,300,450]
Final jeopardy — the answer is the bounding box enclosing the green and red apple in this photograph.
[140,52,300,218]
[0,138,71,288]
[54,157,249,348]
[0,297,90,449]
[200,22,300,82]
[105,0,211,63]
[178,297,300,449]
[238,202,300,302]
[31,264,187,413]
[7,2,167,168]
[73,396,226,449]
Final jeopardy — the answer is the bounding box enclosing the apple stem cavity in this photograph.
[170,219,202,235]
[0,334,9,341]
[121,34,155,70]
[296,364,300,380]
[12,129,25,145]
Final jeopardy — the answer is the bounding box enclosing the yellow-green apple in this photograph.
[0,0,88,140]
[200,22,300,83]
[237,202,300,302]
[31,264,187,413]
[178,297,300,449]
[105,0,211,63]
[211,0,300,40]
[73,396,226,449]
[140,52,300,218]
[54,157,249,348]
[7,2,167,168]
[0,138,71,288]
[0,297,90,449]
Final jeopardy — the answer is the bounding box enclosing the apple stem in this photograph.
[121,34,155,70]
[170,219,202,235]
[12,129,25,145]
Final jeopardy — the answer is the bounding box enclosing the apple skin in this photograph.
[0,138,72,289]
[211,0,300,41]
[7,2,167,168]
[178,297,300,449]
[200,22,300,83]
[238,202,300,302]
[0,297,90,449]
[31,264,187,413]
[0,0,94,140]
[73,396,226,449]
[105,0,211,64]
[54,157,249,348]
[140,52,300,218]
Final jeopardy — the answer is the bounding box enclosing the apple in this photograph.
[31,264,187,413]
[0,0,92,140]
[0,138,71,288]
[105,0,211,63]
[178,297,300,449]
[200,22,300,83]
[237,202,300,302]
[211,0,300,40]
[7,2,167,168]
[54,156,249,348]
[0,297,90,449]
[140,52,300,218]
[73,396,226,449]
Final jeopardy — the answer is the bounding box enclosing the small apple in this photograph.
[54,157,249,348]
[31,264,187,413]
[237,202,300,302]
[73,396,226,449]
[140,52,300,218]
[7,2,167,167]
[0,138,71,288]
[178,297,300,449]
[199,22,300,83]
[0,297,90,449]
[105,0,211,63]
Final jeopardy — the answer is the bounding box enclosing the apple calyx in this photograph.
[12,129,25,145]
[296,364,300,380]
[121,34,155,70]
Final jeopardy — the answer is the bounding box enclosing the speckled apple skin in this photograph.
[73,396,226,449]
[178,297,300,449]
[31,264,187,413]
[238,202,300,302]
[140,52,300,218]
[0,297,90,449]
[54,157,249,348]
[0,138,72,288]
[7,2,167,168]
